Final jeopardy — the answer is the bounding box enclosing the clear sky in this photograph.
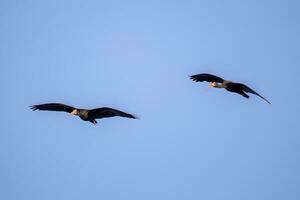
[1,0,299,199]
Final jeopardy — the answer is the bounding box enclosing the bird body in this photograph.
[225,82,250,98]
[31,103,137,125]
[76,109,93,123]
[190,73,270,104]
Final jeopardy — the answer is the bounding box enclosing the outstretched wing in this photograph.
[88,107,137,119]
[241,84,271,104]
[30,103,76,113]
[190,73,224,83]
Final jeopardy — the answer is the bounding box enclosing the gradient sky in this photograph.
[1,0,299,200]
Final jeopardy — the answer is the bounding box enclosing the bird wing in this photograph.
[88,107,137,119]
[30,103,76,113]
[240,84,271,104]
[190,73,224,83]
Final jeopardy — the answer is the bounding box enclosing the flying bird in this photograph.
[30,103,137,125]
[190,73,271,104]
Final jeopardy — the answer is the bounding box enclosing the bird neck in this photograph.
[79,109,89,117]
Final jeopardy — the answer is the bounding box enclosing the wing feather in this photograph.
[190,73,224,83]
[241,84,271,104]
[89,107,137,119]
[30,103,76,113]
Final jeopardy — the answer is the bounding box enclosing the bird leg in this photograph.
[90,119,98,125]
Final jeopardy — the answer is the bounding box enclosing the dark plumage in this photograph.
[30,103,137,125]
[190,73,271,104]
[190,73,224,83]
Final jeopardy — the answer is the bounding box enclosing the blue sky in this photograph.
[1,0,299,199]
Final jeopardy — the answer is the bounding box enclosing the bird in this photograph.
[190,73,271,104]
[30,103,138,125]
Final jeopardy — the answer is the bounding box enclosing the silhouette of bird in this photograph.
[190,73,270,104]
[31,103,137,125]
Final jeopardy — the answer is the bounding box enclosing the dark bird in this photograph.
[30,103,137,125]
[190,73,271,104]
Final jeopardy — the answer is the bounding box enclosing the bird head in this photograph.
[210,82,218,87]
[70,109,79,116]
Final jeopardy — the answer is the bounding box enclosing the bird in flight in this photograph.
[30,103,138,125]
[190,73,271,104]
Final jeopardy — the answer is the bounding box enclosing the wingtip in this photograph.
[189,75,197,81]
[190,75,202,82]
[262,97,271,105]
[132,114,140,120]
[30,105,37,111]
